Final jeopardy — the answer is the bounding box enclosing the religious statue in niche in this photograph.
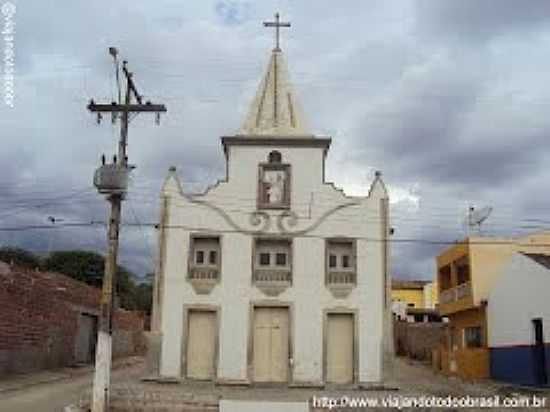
[258,156,290,208]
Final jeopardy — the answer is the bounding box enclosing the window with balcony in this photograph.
[253,239,292,296]
[188,236,221,294]
[326,239,356,297]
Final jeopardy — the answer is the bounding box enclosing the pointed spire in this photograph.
[237,14,310,137]
[238,48,309,137]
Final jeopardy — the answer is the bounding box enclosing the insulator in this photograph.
[96,113,102,124]
[155,112,160,125]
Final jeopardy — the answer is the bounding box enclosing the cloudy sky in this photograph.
[2,0,550,280]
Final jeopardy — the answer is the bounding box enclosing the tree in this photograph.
[133,274,153,315]
[42,250,104,286]
[0,246,153,313]
[0,247,41,269]
[42,249,151,312]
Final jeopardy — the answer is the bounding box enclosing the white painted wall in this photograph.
[487,253,550,347]
[158,143,388,383]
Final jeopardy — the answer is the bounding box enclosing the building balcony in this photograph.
[439,281,473,315]
[188,266,219,294]
[253,268,291,296]
[326,270,356,298]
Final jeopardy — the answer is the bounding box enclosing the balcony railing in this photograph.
[253,268,292,283]
[188,266,219,294]
[327,271,356,285]
[326,270,356,298]
[456,282,472,299]
[440,281,472,304]
[188,266,219,281]
[253,268,291,297]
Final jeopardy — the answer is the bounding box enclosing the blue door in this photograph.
[532,318,548,386]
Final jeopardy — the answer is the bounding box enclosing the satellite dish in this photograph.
[466,206,492,234]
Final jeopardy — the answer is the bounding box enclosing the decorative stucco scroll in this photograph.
[184,194,359,236]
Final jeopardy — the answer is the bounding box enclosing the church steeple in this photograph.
[237,13,310,137]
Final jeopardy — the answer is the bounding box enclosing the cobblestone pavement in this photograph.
[75,357,550,411]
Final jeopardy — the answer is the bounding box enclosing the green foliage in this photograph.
[133,280,153,315]
[43,250,104,286]
[8,248,154,313]
[0,247,41,269]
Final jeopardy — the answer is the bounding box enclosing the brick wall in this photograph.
[394,320,445,362]
[112,309,145,358]
[0,261,144,377]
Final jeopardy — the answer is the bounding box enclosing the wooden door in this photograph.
[253,307,289,382]
[326,313,354,384]
[186,310,216,380]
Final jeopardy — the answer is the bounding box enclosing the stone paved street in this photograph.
[77,357,550,411]
[2,356,549,411]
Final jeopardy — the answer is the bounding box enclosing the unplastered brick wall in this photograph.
[0,261,144,377]
[394,320,446,362]
[112,309,146,358]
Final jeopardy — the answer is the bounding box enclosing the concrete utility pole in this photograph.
[87,47,166,412]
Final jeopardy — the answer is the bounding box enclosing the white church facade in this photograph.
[151,16,391,386]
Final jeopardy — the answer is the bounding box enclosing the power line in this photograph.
[4,220,550,249]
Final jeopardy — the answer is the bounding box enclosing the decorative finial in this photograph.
[263,12,291,51]
[375,170,382,178]
[169,165,176,172]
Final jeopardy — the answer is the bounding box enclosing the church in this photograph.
[151,14,392,386]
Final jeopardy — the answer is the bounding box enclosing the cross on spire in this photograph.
[263,12,291,51]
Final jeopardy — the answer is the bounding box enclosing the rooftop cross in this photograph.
[263,12,291,51]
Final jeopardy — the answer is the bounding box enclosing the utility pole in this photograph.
[87,47,166,412]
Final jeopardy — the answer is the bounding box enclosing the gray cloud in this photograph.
[2,0,550,280]
[415,0,550,42]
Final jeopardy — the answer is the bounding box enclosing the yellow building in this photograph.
[392,280,425,308]
[392,279,439,322]
[435,231,550,380]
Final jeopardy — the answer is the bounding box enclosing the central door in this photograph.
[186,310,216,380]
[326,313,354,384]
[253,307,289,382]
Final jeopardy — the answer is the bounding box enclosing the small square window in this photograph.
[342,255,350,268]
[195,250,204,265]
[209,250,217,265]
[259,253,270,266]
[329,254,337,268]
[275,253,287,266]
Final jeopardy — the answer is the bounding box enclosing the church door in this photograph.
[186,310,217,380]
[253,307,289,382]
[326,313,354,384]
